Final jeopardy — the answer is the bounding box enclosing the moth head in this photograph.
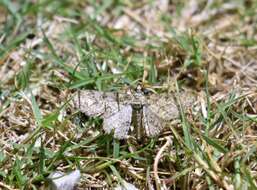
[135,84,151,95]
[135,84,143,93]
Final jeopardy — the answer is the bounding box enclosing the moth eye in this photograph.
[142,88,151,95]
[143,90,148,95]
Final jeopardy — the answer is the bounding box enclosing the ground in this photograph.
[0,1,257,190]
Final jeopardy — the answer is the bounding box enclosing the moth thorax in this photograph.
[131,103,143,110]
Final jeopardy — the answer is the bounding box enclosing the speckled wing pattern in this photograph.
[143,92,195,137]
[103,105,132,139]
[146,92,195,121]
[142,105,164,137]
[73,90,133,139]
[73,90,195,139]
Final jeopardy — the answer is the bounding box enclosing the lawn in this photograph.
[0,0,257,189]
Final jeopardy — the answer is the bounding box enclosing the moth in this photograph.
[73,88,195,139]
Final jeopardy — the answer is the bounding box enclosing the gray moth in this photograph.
[73,89,195,139]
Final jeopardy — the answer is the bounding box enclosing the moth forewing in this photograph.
[177,91,196,109]
[73,90,107,117]
[146,91,196,121]
[103,104,132,139]
[73,90,134,139]
[143,106,164,137]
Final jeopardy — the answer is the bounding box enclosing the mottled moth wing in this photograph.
[73,90,133,139]
[147,91,196,121]
[103,105,132,139]
[73,90,116,117]
[143,106,164,137]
